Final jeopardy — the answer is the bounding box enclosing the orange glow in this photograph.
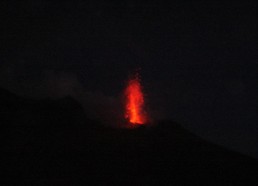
[124,73,147,125]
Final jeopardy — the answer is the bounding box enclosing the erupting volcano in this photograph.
[124,72,148,125]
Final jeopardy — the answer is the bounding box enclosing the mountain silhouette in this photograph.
[0,87,257,185]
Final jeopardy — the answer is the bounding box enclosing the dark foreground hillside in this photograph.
[0,88,257,185]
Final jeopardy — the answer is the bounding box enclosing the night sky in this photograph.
[0,1,257,158]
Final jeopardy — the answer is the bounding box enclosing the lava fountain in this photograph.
[124,72,148,125]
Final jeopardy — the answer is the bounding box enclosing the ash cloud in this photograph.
[0,65,124,127]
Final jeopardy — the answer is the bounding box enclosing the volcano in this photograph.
[0,87,257,185]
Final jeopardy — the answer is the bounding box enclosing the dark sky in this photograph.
[0,1,257,158]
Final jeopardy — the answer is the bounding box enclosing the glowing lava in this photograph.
[124,72,148,125]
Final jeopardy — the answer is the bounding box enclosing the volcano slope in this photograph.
[0,87,257,185]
